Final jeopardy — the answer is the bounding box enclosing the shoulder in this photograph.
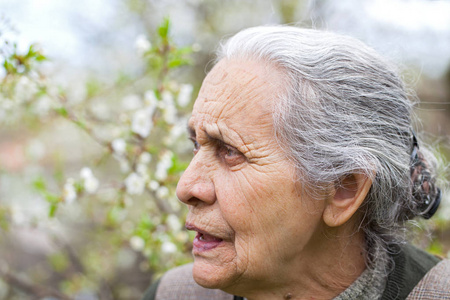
[407,259,450,299]
[382,244,441,300]
[401,243,441,273]
[141,263,234,300]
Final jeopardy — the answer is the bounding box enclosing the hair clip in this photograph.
[409,130,441,219]
[422,188,441,219]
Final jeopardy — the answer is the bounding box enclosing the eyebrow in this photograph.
[187,125,195,138]
[187,125,225,144]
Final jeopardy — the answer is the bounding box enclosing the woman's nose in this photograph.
[176,154,216,207]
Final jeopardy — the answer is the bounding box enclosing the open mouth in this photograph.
[197,232,223,242]
[194,232,223,252]
[185,223,224,252]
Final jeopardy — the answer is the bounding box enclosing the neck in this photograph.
[240,225,367,300]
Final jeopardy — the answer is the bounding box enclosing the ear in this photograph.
[323,173,373,227]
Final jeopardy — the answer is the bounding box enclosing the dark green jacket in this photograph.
[142,244,441,300]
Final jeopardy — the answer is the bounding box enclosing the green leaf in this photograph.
[54,107,68,117]
[32,177,47,192]
[74,119,87,130]
[35,53,47,62]
[168,155,189,174]
[48,202,58,217]
[176,46,193,55]
[86,80,101,97]
[158,17,170,39]
[3,59,15,74]
[168,58,191,68]
[45,193,60,204]
[26,45,35,58]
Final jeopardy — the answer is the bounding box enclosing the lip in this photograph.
[185,222,224,253]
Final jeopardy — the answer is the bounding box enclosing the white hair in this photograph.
[217,26,439,267]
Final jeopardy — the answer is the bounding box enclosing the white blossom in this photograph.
[177,84,193,107]
[80,167,99,194]
[136,163,147,174]
[33,95,52,116]
[159,91,174,109]
[89,101,110,120]
[148,180,160,191]
[144,90,158,111]
[156,186,169,199]
[192,43,202,52]
[155,151,173,181]
[124,172,145,195]
[130,236,145,251]
[136,163,149,180]
[122,94,142,111]
[163,104,177,125]
[80,167,93,179]
[112,138,127,155]
[135,34,151,56]
[67,83,86,104]
[165,121,186,145]
[15,76,38,103]
[154,165,167,181]
[161,241,177,254]
[45,84,59,98]
[84,177,99,194]
[157,91,177,124]
[139,152,152,164]
[0,97,13,110]
[131,109,153,138]
[166,214,182,231]
[63,178,77,204]
[117,156,130,173]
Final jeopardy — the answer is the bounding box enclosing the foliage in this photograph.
[0,18,195,299]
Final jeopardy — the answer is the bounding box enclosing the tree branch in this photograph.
[0,270,73,300]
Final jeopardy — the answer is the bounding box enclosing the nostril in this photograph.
[183,196,202,207]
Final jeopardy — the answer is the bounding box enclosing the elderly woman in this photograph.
[143,26,449,300]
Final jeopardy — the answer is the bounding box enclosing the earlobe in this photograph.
[323,173,373,227]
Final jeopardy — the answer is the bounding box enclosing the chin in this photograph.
[192,258,235,290]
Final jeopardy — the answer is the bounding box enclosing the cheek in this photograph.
[216,171,262,222]
[216,168,296,241]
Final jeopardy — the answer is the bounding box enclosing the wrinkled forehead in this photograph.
[190,59,283,129]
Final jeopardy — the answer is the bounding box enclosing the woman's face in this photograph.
[176,59,326,294]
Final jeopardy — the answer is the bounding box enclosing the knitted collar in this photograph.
[333,249,389,300]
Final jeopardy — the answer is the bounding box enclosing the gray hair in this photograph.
[217,26,439,266]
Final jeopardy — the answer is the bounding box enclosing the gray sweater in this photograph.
[142,244,442,300]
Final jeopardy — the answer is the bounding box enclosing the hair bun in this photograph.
[410,132,442,219]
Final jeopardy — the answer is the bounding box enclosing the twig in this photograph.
[0,270,73,300]
[146,187,176,215]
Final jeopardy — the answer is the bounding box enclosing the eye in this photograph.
[225,146,239,157]
[219,144,246,165]
[189,138,200,155]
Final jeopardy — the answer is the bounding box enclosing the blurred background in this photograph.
[0,0,449,299]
